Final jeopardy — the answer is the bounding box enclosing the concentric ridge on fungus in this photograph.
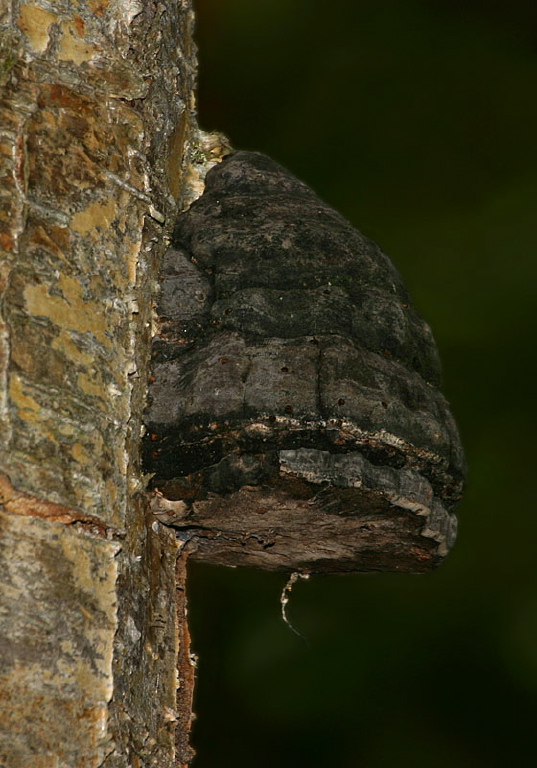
[144,151,465,574]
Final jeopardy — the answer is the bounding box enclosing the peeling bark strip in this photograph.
[144,152,465,574]
[0,471,115,535]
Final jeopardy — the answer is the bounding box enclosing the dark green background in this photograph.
[187,1,537,765]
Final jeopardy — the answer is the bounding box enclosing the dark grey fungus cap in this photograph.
[144,151,465,575]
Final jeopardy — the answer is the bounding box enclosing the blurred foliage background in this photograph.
[187,1,537,765]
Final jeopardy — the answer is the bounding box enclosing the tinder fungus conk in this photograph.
[143,152,465,575]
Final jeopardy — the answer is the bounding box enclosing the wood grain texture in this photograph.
[144,152,465,574]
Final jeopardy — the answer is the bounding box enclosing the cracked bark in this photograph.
[0,2,205,765]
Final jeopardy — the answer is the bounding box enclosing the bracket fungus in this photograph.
[143,152,465,575]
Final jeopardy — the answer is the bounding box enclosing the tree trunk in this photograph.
[0,2,207,765]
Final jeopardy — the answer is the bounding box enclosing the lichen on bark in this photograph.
[0,1,201,765]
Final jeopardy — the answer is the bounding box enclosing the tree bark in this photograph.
[1,3,467,764]
[0,1,206,765]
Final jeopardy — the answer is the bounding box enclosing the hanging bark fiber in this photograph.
[144,152,465,575]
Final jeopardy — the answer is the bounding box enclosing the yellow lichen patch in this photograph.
[18,4,58,53]
[58,20,101,64]
[23,274,110,347]
[71,198,118,235]
[51,331,94,367]
[71,442,91,466]
[77,372,105,403]
[9,374,41,417]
